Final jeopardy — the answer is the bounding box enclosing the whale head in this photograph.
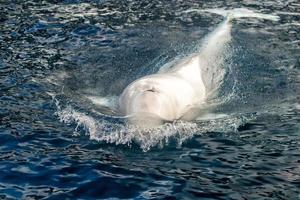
[120,86,178,126]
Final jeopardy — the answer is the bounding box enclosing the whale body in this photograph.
[118,8,279,126]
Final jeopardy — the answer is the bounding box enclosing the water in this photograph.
[0,0,299,199]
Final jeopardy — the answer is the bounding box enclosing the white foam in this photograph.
[203,8,280,21]
[196,113,229,120]
[55,103,253,151]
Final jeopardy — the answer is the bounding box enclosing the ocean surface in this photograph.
[0,0,299,199]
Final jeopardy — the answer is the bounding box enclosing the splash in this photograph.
[54,98,254,151]
[86,95,119,111]
[203,8,280,21]
[50,8,280,150]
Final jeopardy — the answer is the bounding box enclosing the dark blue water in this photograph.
[1,0,299,199]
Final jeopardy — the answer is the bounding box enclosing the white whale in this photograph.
[119,8,279,126]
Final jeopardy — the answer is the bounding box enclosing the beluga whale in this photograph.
[118,8,279,127]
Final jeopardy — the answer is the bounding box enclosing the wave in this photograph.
[45,8,285,151]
